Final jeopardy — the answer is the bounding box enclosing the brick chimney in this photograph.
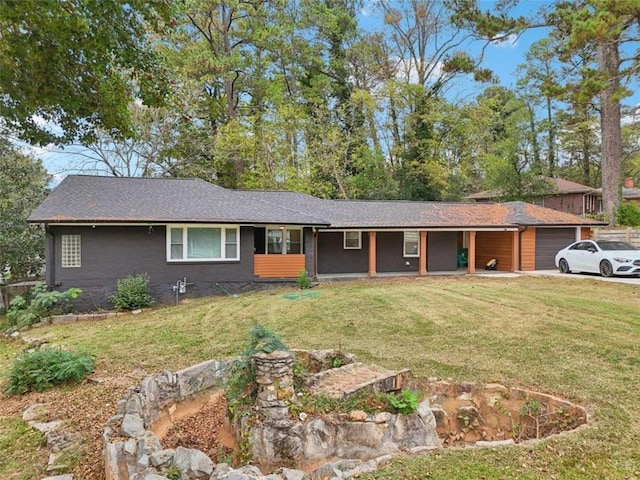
[624,177,635,189]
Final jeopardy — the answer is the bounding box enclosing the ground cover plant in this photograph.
[0,276,639,479]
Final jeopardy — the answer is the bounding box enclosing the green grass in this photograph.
[0,417,46,480]
[1,276,640,479]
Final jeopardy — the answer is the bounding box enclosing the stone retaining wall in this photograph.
[103,357,235,480]
[103,351,440,480]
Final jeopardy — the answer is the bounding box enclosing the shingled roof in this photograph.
[28,175,603,228]
[28,175,329,225]
[467,177,594,200]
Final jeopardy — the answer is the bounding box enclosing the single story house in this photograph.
[28,175,603,310]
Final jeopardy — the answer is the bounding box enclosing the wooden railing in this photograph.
[254,254,306,278]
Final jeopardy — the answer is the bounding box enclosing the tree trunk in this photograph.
[597,41,622,226]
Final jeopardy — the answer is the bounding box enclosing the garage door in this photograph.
[535,228,577,269]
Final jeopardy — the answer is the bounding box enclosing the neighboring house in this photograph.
[28,176,603,310]
[593,177,640,206]
[468,176,640,216]
[467,178,601,216]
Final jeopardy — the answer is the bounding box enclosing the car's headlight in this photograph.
[612,257,632,263]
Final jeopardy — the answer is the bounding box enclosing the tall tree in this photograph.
[548,0,640,224]
[0,0,173,145]
[0,141,50,281]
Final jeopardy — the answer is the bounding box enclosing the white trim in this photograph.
[61,234,81,268]
[343,231,362,249]
[265,226,303,255]
[166,224,240,262]
[403,231,420,257]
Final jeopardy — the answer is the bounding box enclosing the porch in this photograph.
[316,229,523,278]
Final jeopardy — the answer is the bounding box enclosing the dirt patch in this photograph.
[423,380,588,446]
[162,394,237,463]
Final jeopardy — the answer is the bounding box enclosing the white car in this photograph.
[555,240,640,277]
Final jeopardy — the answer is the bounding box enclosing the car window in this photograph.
[596,241,638,251]
[569,242,585,250]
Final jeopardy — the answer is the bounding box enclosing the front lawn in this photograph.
[1,276,639,479]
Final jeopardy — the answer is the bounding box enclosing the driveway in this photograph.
[521,269,640,286]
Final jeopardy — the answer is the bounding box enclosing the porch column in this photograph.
[512,230,520,272]
[419,231,427,276]
[467,231,476,274]
[368,231,377,277]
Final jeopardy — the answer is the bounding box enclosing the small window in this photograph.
[266,228,303,254]
[404,231,419,257]
[344,231,361,249]
[287,229,302,254]
[167,225,239,261]
[61,234,81,267]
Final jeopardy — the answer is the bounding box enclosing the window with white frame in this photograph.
[61,234,81,267]
[167,225,239,261]
[403,231,419,257]
[344,231,361,249]
[267,228,303,254]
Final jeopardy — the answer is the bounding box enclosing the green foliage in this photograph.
[5,347,95,395]
[616,203,640,226]
[6,284,81,328]
[297,270,313,290]
[388,390,420,415]
[163,464,180,480]
[0,141,50,281]
[294,390,394,416]
[226,325,289,409]
[0,0,174,144]
[109,274,155,311]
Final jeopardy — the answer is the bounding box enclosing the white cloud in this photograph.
[492,33,519,49]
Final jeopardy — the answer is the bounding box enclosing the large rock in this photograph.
[172,447,214,479]
[121,414,146,438]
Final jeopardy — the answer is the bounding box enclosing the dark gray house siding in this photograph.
[47,225,256,310]
[304,228,314,275]
[376,232,418,273]
[317,231,369,274]
[427,231,458,272]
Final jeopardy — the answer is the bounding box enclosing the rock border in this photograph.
[104,351,440,480]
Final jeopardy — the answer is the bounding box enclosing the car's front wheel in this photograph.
[558,258,571,274]
[599,260,614,277]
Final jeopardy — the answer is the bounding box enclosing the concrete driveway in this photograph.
[521,269,640,286]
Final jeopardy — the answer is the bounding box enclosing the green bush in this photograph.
[388,390,420,415]
[110,274,155,310]
[5,347,95,395]
[6,284,81,328]
[617,202,640,226]
[297,269,312,289]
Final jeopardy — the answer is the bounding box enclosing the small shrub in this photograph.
[388,390,420,415]
[5,347,95,395]
[110,274,155,310]
[226,325,289,408]
[617,202,640,226]
[6,284,81,328]
[297,269,312,289]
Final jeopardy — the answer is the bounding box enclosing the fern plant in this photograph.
[226,325,289,411]
[5,347,95,395]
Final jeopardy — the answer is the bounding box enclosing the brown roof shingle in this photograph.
[28,175,603,229]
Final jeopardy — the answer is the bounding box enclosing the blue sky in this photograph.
[31,0,640,181]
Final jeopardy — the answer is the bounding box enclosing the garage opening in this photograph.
[535,228,577,269]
